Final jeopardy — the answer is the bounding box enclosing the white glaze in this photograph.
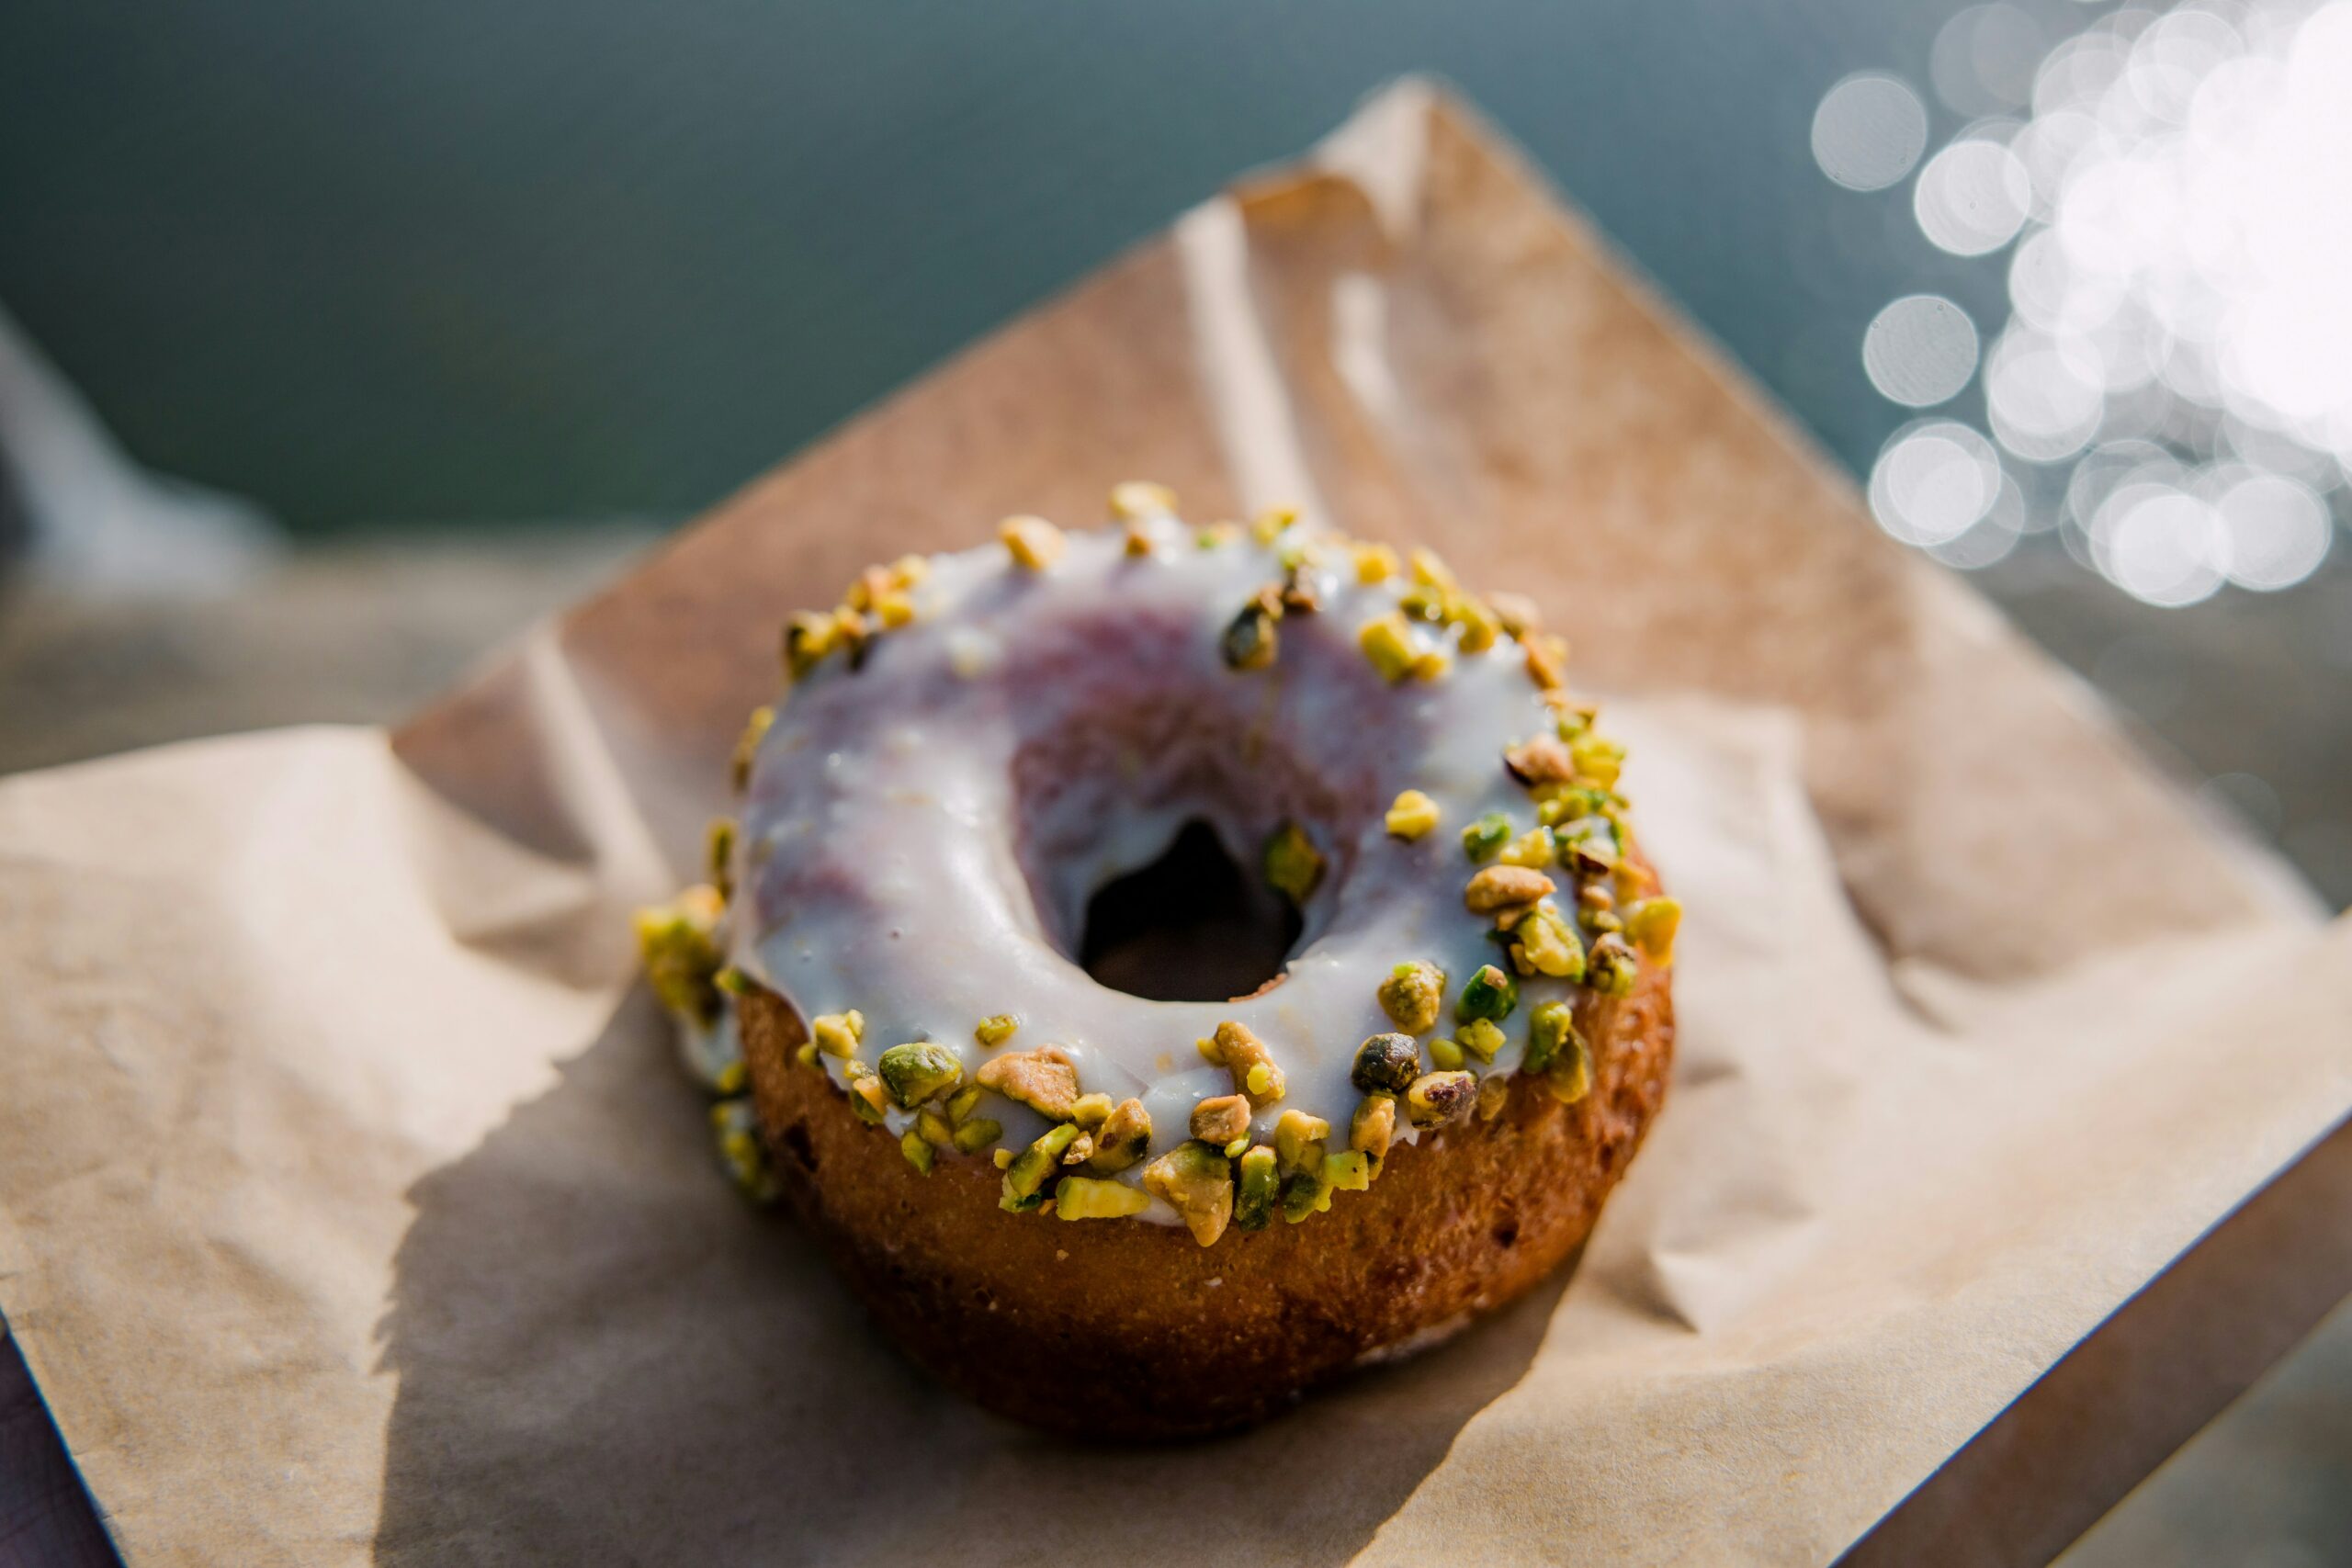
[729,514,1580,1224]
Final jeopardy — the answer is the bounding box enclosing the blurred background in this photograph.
[0,0,2345,1561]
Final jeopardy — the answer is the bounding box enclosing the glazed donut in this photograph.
[636,483,1677,1435]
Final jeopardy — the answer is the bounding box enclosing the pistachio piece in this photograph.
[1261,821,1324,905]
[1206,1021,1286,1107]
[1498,827,1556,869]
[1141,1142,1235,1246]
[1060,1132,1097,1165]
[1465,864,1555,914]
[1273,1109,1332,1176]
[1122,520,1158,557]
[1350,1092,1396,1166]
[1546,1025,1595,1105]
[952,1117,1003,1155]
[1359,612,1419,682]
[1586,932,1640,998]
[915,1107,956,1149]
[711,1098,783,1204]
[877,1042,964,1108]
[782,610,838,678]
[1409,647,1452,682]
[1222,592,1282,671]
[1054,1175,1152,1221]
[848,1073,890,1125]
[1278,563,1322,615]
[632,886,726,1026]
[1405,1070,1478,1127]
[1626,897,1683,964]
[1570,732,1626,789]
[1476,1073,1511,1122]
[1109,479,1177,521]
[1069,1091,1114,1127]
[1490,592,1540,639]
[1460,812,1511,862]
[1510,903,1588,981]
[1455,963,1519,1023]
[1280,1169,1333,1223]
[1190,1093,1253,1146]
[1385,788,1442,840]
[1456,1018,1505,1064]
[999,513,1066,570]
[1377,961,1446,1033]
[1250,503,1300,544]
[809,1010,865,1058]
[1001,1123,1081,1211]
[900,1129,935,1176]
[945,1083,983,1122]
[1451,596,1501,655]
[1322,1149,1373,1192]
[975,1046,1080,1122]
[874,591,916,629]
[1350,1032,1422,1096]
[729,705,775,793]
[1524,632,1571,693]
[973,1013,1020,1047]
[1233,1145,1280,1232]
[794,1041,820,1068]
[1521,998,1579,1077]
[1085,1098,1153,1174]
[1504,733,1577,785]
[1428,1036,1465,1071]
[1353,542,1400,583]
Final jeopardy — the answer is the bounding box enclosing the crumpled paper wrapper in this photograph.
[2,82,2346,1568]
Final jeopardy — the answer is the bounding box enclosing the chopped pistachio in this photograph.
[1261,820,1324,904]
[1397,583,1445,623]
[1273,1109,1332,1176]
[1456,1018,1505,1063]
[848,1074,890,1124]
[952,1117,1003,1155]
[1069,1091,1114,1128]
[1207,1021,1286,1107]
[1461,812,1512,862]
[709,1100,782,1203]
[1554,696,1600,739]
[1490,592,1540,639]
[1278,564,1322,614]
[1570,731,1626,789]
[794,1041,820,1068]
[1448,964,1523,1024]
[1385,789,1442,840]
[1122,520,1158,557]
[1084,1098,1153,1174]
[1223,1136,1250,1159]
[1546,1025,1594,1105]
[874,591,916,629]
[1524,632,1571,693]
[1250,504,1299,544]
[1109,479,1177,520]
[1452,596,1501,654]
[1323,1149,1373,1192]
[1504,733,1577,785]
[1054,1175,1151,1221]
[1429,1036,1465,1072]
[1377,961,1446,1033]
[1405,1070,1478,1128]
[729,705,775,793]
[1061,1131,1097,1165]
[1222,594,1282,671]
[1001,1123,1082,1211]
[999,514,1067,570]
[1354,541,1400,583]
[1359,613,1419,682]
[993,1147,1014,1170]
[973,1012,1020,1047]
[1350,1032,1422,1095]
[975,1046,1080,1121]
[1196,522,1239,549]
[877,1041,964,1108]
[713,966,752,1001]
[1557,815,1621,877]
[1625,897,1683,964]
[783,610,838,678]
[900,1129,935,1176]
[1408,546,1455,588]
[945,1083,983,1122]
[810,1010,865,1058]
[1522,998,1578,1076]
[1510,903,1588,981]
[915,1107,956,1149]
[1476,1073,1512,1122]
[632,886,726,1026]
[1233,1145,1280,1231]
[1577,882,1616,913]
[1410,647,1453,682]
[1350,1092,1396,1165]
[1498,827,1556,869]
[1586,932,1639,997]
[1280,1169,1333,1223]
[1190,1093,1253,1146]
[1465,863,1555,914]
[1141,1142,1235,1246]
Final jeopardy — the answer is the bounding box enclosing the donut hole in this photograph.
[1076,819,1304,1002]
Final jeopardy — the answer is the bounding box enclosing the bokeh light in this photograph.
[1812,73,1931,190]
[1863,295,1979,406]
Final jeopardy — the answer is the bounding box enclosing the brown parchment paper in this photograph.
[2,81,2346,1567]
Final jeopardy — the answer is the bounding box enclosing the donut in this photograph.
[635,483,1678,1436]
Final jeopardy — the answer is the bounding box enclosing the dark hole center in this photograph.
[1077,819,1303,1003]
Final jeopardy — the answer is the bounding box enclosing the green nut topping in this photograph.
[1359,612,1419,682]
[1476,1073,1512,1122]
[1001,1123,1081,1211]
[1142,1142,1235,1246]
[945,1084,983,1122]
[1461,813,1511,862]
[1350,1093,1397,1166]
[1262,821,1325,905]
[848,1073,890,1125]
[1455,963,1519,1023]
[1053,1175,1151,1221]
[1523,999,1579,1077]
[1085,1098,1153,1174]
[1586,932,1640,998]
[976,1046,1080,1121]
[1274,1109,1332,1176]
[810,1010,865,1058]
[1429,1036,1465,1071]
[1405,1069,1478,1128]
[710,1098,782,1204]
[1323,1149,1373,1192]
[1351,1033,1422,1096]
[729,704,775,793]
[1377,961,1446,1034]
[1498,827,1556,869]
[900,1129,935,1176]
[632,886,726,1026]
[1625,897,1682,964]
[1570,731,1626,788]
[1221,597,1281,671]
[1205,1021,1287,1107]
[973,1013,1020,1047]
[1510,904,1587,981]
[1546,1026,1595,1105]
[1190,1093,1253,1146]
[1455,1018,1504,1063]
[952,1118,1003,1155]
[877,1042,964,1108]
[1281,1169,1333,1223]
[1234,1145,1280,1232]
[705,818,738,898]
[915,1107,956,1148]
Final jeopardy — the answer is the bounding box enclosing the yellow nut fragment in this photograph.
[1408,547,1455,589]
[1385,789,1441,840]
[1504,733,1577,786]
[1465,864,1555,915]
[1205,1021,1286,1108]
[975,1045,1080,1122]
[782,610,839,678]
[1405,1069,1477,1127]
[1250,504,1300,544]
[1410,647,1453,683]
[1109,479,1177,521]
[1524,632,1571,693]
[1261,820,1324,904]
[1085,1098,1153,1174]
[952,1117,1003,1155]
[1377,960,1446,1034]
[632,885,726,1025]
[1476,1073,1511,1122]
[1069,1091,1115,1127]
[1273,1109,1331,1176]
[973,1013,1020,1047]
[1000,514,1067,570]
[1359,613,1419,682]
[1323,1149,1373,1192]
[1429,1036,1465,1072]
[809,1010,865,1058]
[1142,1143,1235,1246]
[1490,592,1540,639]
[1190,1093,1254,1146]
[729,704,775,793]
[1054,1175,1152,1221]
[1626,897,1682,964]
[1350,1092,1396,1165]
[1456,1018,1505,1064]
[1353,542,1400,582]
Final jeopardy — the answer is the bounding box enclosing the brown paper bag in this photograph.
[2,81,2344,1567]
